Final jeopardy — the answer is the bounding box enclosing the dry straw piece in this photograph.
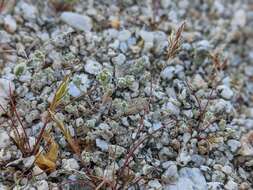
[167,22,186,60]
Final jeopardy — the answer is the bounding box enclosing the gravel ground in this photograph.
[0,0,253,189]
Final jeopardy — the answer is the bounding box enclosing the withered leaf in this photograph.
[35,132,59,172]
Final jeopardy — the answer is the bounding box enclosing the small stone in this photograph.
[239,182,250,190]
[69,74,90,97]
[195,40,212,52]
[153,31,168,54]
[25,109,40,124]
[162,162,178,183]
[85,60,102,75]
[192,74,207,90]
[166,167,207,190]
[222,165,232,175]
[32,166,47,180]
[18,2,37,20]
[118,30,131,41]
[148,179,162,189]
[139,30,154,51]
[0,30,11,43]
[244,66,253,77]
[238,167,248,180]
[0,184,8,190]
[161,66,175,80]
[217,85,234,100]
[98,123,110,130]
[143,164,154,175]
[139,30,154,43]
[159,147,176,160]
[239,131,253,156]
[161,0,171,8]
[68,83,81,97]
[208,182,223,190]
[86,119,96,128]
[227,139,241,152]
[174,65,184,75]
[113,53,126,65]
[4,15,17,33]
[182,133,191,144]
[212,170,226,183]
[0,149,11,161]
[23,156,35,168]
[0,130,10,149]
[182,110,193,118]
[232,10,246,28]
[51,29,72,48]
[62,158,80,171]
[162,101,180,116]
[212,99,234,114]
[104,163,119,180]
[180,168,207,187]
[198,140,209,155]
[75,118,84,127]
[60,12,92,31]
[108,145,126,158]
[35,180,49,190]
[191,154,205,167]
[151,122,162,131]
[177,149,191,166]
[96,138,109,151]
[225,179,238,190]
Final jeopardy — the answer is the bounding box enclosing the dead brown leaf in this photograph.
[35,132,59,172]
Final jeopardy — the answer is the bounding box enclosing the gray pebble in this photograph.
[60,12,92,31]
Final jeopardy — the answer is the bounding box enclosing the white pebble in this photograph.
[161,66,175,80]
[232,9,246,28]
[85,60,102,75]
[0,130,10,149]
[60,12,92,31]
[4,15,17,33]
[62,158,80,171]
[118,30,131,41]
[227,139,241,152]
[96,138,109,151]
[36,180,49,190]
[148,179,162,189]
[217,85,234,100]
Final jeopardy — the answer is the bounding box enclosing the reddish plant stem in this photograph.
[185,79,202,111]
[0,103,25,153]
[114,121,174,189]
[0,0,5,12]
[197,78,222,130]
[9,95,31,152]
[197,87,214,127]
[32,118,49,155]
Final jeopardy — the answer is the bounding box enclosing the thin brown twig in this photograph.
[114,120,175,189]
[8,84,31,153]
[0,0,5,12]
[0,103,25,154]
[113,73,155,189]
[32,118,50,155]
[185,79,202,111]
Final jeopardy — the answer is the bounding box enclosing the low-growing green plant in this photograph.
[0,75,82,177]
